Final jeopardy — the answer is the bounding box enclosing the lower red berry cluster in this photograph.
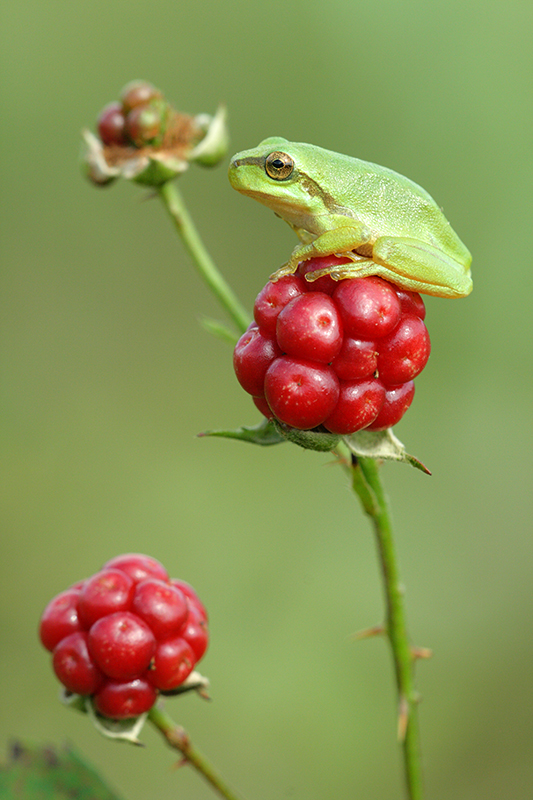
[234,257,431,434]
[39,554,209,720]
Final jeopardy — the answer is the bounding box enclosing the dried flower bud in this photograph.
[82,82,229,188]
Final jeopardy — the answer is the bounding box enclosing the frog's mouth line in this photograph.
[230,156,264,169]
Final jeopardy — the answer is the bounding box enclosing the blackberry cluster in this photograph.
[234,258,431,434]
[39,554,208,720]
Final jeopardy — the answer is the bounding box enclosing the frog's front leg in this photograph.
[269,222,371,282]
[306,235,473,299]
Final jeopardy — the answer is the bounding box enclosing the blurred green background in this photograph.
[1,0,532,798]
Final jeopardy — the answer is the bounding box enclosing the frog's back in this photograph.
[297,142,470,263]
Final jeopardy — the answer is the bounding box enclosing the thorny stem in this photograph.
[148,706,246,800]
[157,183,425,798]
[351,455,424,800]
[158,181,250,335]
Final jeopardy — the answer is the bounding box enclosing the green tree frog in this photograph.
[228,137,472,298]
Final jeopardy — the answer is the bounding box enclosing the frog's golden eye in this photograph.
[265,151,294,180]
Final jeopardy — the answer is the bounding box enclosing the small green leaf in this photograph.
[199,418,285,446]
[343,428,431,474]
[0,742,125,799]
[199,317,239,344]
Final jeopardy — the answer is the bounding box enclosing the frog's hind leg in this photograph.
[372,235,472,298]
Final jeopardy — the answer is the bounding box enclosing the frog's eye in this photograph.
[265,151,294,180]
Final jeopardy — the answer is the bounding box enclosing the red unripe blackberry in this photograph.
[254,275,307,334]
[323,380,386,435]
[366,382,416,431]
[331,337,378,381]
[77,569,134,629]
[39,589,83,652]
[52,632,104,696]
[276,293,343,363]
[40,556,210,720]
[377,315,430,385]
[333,276,401,339]
[395,288,426,320]
[102,553,169,585]
[233,258,430,434]
[131,579,189,640]
[94,677,157,720]
[296,257,339,294]
[146,637,196,691]
[88,611,156,680]
[233,327,281,397]
[170,579,208,622]
[180,605,209,661]
[264,357,340,430]
[253,395,274,418]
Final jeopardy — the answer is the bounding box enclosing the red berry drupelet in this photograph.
[39,554,209,720]
[233,257,431,434]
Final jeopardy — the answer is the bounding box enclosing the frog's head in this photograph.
[228,137,335,232]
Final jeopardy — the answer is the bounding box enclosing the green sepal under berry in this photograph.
[201,416,341,452]
[60,674,210,746]
[273,421,341,452]
[130,154,189,187]
[199,418,285,446]
[159,670,210,698]
[188,106,229,166]
[61,690,147,746]
[343,428,431,474]
[87,700,148,746]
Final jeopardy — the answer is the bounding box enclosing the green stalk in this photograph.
[148,706,246,800]
[158,181,250,335]
[156,183,424,797]
[351,455,424,800]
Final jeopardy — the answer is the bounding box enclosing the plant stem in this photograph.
[351,455,424,800]
[158,181,250,335]
[148,706,246,800]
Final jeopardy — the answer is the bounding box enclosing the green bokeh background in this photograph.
[2,1,532,798]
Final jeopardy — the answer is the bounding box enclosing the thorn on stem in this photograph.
[411,646,433,660]
[397,695,409,742]
[328,450,350,468]
[351,624,386,640]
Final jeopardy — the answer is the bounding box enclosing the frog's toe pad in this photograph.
[269,264,298,282]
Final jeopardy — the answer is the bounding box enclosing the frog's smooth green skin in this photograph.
[228,137,472,298]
